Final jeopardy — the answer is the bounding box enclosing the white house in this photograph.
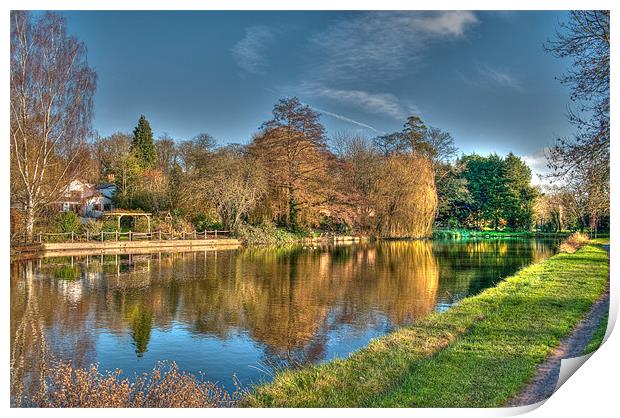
[84,183,116,218]
[55,180,116,219]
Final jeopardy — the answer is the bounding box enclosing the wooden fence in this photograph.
[13,230,231,245]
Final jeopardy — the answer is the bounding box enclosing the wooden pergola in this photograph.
[103,210,152,232]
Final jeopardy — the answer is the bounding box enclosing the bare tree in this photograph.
[250,97,329,229]
[92,132,132,180]
[202,146,267,231]
[544,11,609,234]
[10,11,96,239]
[545,11,609,176]
[425,126,458,164]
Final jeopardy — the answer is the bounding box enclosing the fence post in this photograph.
[116,231,119,241]
[101,231,104,241]
[159,230,162,240]
[182,232,185,240]
[71,231,74,242]
[86,231,89,241]
[204,230,207,240]
[193,231,197,240]
[129,230,132,241]
[38,233,42,243]
[215,230,218,239]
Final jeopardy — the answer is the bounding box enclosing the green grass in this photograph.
[582,313,609,355]
[245,244,609,407]
[589,237,610,245]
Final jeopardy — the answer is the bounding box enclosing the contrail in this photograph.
[260,87,384,134]
[309,106,384,134]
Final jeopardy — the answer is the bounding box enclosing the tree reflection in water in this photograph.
[10,239,558,395]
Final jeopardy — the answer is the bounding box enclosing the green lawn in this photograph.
[245,244,609,407]
[583,313,609,355]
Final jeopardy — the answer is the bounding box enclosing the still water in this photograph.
[11,239,558,392]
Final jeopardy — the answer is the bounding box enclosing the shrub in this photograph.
[192,212,222,232]
[102,218,119,232]
[152,215,172,234]
[54,212,82,234]
[134,216,150,232]
[559,232,590,253]
[152,214,194,235]
[83,219,103,236]
[172,216,194,234]
[234,222,306,245]
[17,361,242,408]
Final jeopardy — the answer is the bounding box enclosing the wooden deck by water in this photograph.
[11,238,242,259]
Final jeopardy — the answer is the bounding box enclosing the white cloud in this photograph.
[306,84,417,120]
[522,148,552,186]
[412,11,479,37]
[231,26,275,74]
[310,11,478,82]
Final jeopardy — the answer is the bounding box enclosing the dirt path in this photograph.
[507,273,610,407]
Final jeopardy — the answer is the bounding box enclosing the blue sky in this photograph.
[61,10,575,181]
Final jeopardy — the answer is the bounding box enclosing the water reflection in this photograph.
[11,239,558,393]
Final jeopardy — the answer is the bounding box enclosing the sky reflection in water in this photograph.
[11,239,559,392]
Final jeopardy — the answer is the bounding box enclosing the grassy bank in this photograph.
[245,243,609,407]
[583,313,609,355]
[589,237,610,245]
[433,229,570,239]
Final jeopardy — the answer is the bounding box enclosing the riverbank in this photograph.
[245,242,609,407]
[432,229,572,239]
[10,238,242,260]
[507,286,609,406]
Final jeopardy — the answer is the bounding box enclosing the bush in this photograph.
[102,218,119,232]
[152,214,194,235]
[83,219,103,236]
[559,232,590,253]
[134,216,150,232]
[192,213,223,232]
[234,222,307,245]
[15,361,241,408]
[54,212,82,234]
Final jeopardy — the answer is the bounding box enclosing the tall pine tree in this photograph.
[131,115,157,169]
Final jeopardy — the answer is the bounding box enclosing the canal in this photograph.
[10,239,559,395]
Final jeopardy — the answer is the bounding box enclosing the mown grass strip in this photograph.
[582,313,609,355]
[245,245,609,407]
[589,237,610,245]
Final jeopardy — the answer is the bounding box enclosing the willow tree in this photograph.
[10,11,97,239]
[374,153,437,238]
[368,116,439,238]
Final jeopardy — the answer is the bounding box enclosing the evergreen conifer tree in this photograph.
[131,115,157,169]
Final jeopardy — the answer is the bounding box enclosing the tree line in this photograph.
[81,101,542,238]
[10,11,609,241]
